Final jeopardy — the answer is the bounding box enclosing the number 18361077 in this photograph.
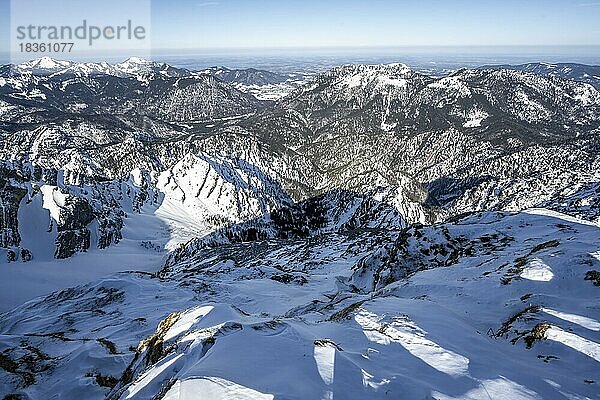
[19,43,74,52]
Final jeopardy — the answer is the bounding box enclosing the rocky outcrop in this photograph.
[54,230,91,259]
[0,183,27,249]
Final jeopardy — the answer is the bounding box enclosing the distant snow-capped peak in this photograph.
[114,56,160,72]
[18,56,73,71]
[11,56,186,78]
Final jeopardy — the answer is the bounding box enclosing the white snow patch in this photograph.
[179,322,226,347]
[125,353,184,399]
[542,308,600,331]
[343,73,366,88]
[313,344,336,385]
[18,88,46,100]
[463,108,489,128]
[520,258,554,282]
[162,377,274,400]
[19,56,71,70]
[0,100,16,115]
[525,208,600,227]
[40,185,66,223]
[546,327,600,362]
[380,120,397,131]
[428,76,471,97]
[153,196,208,249]
[573,85,598,106]
[361,369,390,389]
[355,310,469,377]
[433,376,542,400]
[164,305,214,341]
[130,168,145,187]
[376,76,408,88]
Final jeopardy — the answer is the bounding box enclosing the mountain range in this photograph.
[479,62,600,89]
[0,57,599,400]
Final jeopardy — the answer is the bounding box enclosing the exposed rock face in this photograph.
[5,249,17,262]
[0,183,27,248]
[55,230,91,259]
[56,196,94,232]
[0,166,29,261]
[19,248,32,262]
[53,194,94,258]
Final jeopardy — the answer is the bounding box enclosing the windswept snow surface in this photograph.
[163,377,275,400]
[525,208,600,227]
[0,185,171,311]
[545,327,600,363]
[163,306,215,341]
[543,308,600,331]
[432,377,542,400]
[314,344,336,385]
[355,309,470,377]
[1,210,599,399]
[0,151,290,311]
[520,258,554,282]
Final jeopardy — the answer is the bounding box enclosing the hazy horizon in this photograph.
[2,45,600,73]
[1,0,600,65]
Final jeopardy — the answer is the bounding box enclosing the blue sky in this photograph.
[149,0,600,49]
[1,0,600,53]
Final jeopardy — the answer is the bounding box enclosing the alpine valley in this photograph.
[0,56,599,400]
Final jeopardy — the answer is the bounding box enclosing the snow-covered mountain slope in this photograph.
[153,152,293,249]
[0,150,292,259]
[480,62,600,89]
[197,66,308,100]
[277,63,599,133]
[217,64,600,226]
[198,66,289,86]
[10,56,190,79]
[1,209,599,399]
[0,58,265,123]
[1,57,600,399]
